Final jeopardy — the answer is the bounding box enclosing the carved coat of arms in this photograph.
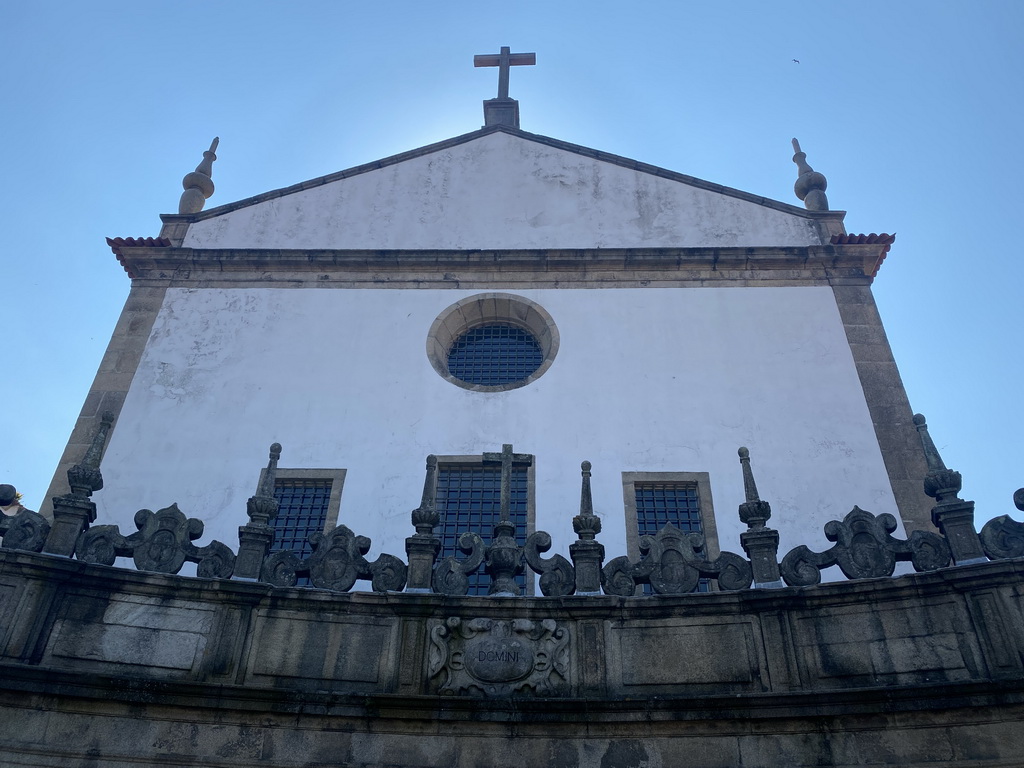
[428,617,568,697]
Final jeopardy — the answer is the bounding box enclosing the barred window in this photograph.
[634,483,710,594]
[437,464,529,595]
[447,324,544,387]
[623,473,720,595]
[263,469,346,588]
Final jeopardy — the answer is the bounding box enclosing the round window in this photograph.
[427,294,559,392]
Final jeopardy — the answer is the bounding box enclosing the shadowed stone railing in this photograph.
[4,415,1024,597]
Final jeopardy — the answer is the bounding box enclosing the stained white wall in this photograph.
[96,286,901,574]
[183,132,822,251]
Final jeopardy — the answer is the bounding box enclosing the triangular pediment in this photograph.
[177,127,840,251]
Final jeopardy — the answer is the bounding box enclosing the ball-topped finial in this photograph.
[581,460,592,472]
[738,447,750,459]
[912,413,927,426]
[791,138,829,211]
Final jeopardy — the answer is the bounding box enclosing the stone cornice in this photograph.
[113,244,890,284]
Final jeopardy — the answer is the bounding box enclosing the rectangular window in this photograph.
[272,479,332,558]
[261,468,346,587]
[622,472,720,594]
[436,458,534,595]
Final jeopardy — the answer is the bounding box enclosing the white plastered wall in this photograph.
[96,285,902,574]
[182,132,822,250]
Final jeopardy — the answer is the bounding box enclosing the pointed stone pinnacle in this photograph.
[573,460,601,540]
[411,455,440,534]
[737,447,772,530]
[914,414,963,504]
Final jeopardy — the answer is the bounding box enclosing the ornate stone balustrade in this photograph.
[4,416,1024,599]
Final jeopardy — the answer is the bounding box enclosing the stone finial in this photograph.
[914,414,986,565]
[67,412,114,498]
[178,137,219,214]
[570,460,604,595]
[791,138,829,211]
[737,447,772,529]
[405,454,442,593]
[246,442,281,526]
[572,460,601,540]
[913,414,963,504]
[411,455,440,534]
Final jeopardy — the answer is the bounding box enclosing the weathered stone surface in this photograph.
[1,549,1023,765]
[780,506,950,586]
[0,510,50,553]
[75,503,236,578]
[428,617,568,697]
[603,524,752,595]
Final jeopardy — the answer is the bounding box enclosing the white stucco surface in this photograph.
[182,132,822,250]
[97,285,902,578]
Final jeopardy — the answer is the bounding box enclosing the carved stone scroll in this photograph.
[601,524,752,596]
[261,525,407,593]
[979,488,1024,561]
[433,532,486,596]
[780,506,951,587]
[74,504,236,578]
[428,617,569,697]
[0,510,51,553]
[524,531,575,596]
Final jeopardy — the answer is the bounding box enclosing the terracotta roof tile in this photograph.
[830,233,895,278]
[106,237,172,278]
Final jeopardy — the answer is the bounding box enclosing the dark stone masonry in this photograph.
[1,419,1024,766]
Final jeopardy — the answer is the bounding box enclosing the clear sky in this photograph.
[2,1,1021,530]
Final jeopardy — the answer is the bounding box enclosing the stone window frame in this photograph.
[434,454,537,596]
[621,471,722,564]
[258,468,347,535]
[426,293,560,392]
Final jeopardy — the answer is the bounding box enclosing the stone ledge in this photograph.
[2,662,1023,727]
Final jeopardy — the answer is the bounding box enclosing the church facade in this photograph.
[44,63,928,575]
[4,51,1022,766]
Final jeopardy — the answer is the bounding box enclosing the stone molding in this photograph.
[112,244,886,286]
[621,471,721,564]
[258,467,347,533]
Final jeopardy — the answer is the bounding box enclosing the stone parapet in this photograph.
[0,550,1023,765]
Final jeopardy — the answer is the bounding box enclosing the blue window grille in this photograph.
[634,483,710,593]
[271,479,332,587]
[447,324,543,386]
[437,465,528,595]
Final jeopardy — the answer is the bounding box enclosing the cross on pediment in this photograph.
[483,444,533,523]
[474,46,536,100]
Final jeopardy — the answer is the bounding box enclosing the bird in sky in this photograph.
[793,59,800,63]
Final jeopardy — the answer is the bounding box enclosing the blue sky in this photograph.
[2,1,1021,528]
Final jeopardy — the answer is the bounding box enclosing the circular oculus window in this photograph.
[427,293,559,392]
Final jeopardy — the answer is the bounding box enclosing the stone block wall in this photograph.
[0,550,1023,766]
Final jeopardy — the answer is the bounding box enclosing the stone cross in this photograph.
[482,444,533,523]
[474,46,536,100]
